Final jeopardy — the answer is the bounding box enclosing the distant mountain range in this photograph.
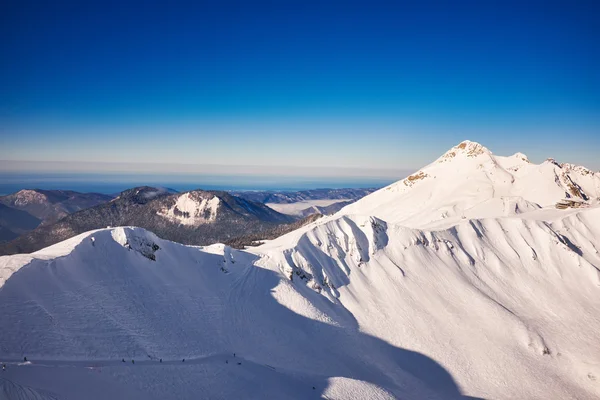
[230,188,376,204]
[232,188,377,218]
[0,187,377,254]
[0,189,112,243]
[0,187,297,255]
[0,189,113,225]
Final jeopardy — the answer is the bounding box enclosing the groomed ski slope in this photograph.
[1,141,600,399]
[0,227,457,400]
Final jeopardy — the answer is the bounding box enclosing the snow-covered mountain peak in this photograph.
[12,189,48,206]
[436,140,492,163]
[454,139,490,153]
[511,152,530,163]
[544,157,561,166]
[339,141,600,229]
[384,141,496,193]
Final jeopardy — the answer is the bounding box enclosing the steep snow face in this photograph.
[254,207,600,400]
[341,140,600,229]
[111,227,161,260]
[157,192,220,225]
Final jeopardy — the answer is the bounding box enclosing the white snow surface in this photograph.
[266,199,349,216]
[340,140,600,230]
[1,141,600,399]
[157,192,220,225]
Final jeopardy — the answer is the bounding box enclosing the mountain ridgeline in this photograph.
[0,189,113,225]
[0,189,114,244]
[230,188,376,204]
[1,141,600,399]
[0,187,297,255]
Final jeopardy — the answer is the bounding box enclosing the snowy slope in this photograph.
[266,199,350,216]
[340,140,600,229]
[1,141,599,399]
[254,208,600,399]
[0,227,456,400]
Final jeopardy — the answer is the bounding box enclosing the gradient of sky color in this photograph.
[1,0,599,181]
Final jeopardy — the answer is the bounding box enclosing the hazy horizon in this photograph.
[0,170,397,196]
[2,1,599,179]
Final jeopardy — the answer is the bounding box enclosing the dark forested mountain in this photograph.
[0,189,113,225]
[0,187,295,255]
[224,213,323,249]
[0,203,42,243]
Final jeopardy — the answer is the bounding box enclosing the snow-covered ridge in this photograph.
[262,206,600,399]
[1,141,599,399]
[341,140,600,229]
[1,204,599,398]
[111,226,162,260]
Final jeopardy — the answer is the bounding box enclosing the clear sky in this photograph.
[1,0,599,184]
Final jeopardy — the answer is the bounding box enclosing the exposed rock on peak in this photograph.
[455,140,490,155]
[11,189,48,205]
[437,140,492,162]
[158,192,220,226]
[403,171,429,187]
[344,141,600,229]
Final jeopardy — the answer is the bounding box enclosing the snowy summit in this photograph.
[1,141,600,400]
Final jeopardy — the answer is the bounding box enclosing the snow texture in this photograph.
[1,141,599,399]
[157,192,220,225]
[266,199,349,216]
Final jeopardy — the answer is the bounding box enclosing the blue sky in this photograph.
[1,0,599,183]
